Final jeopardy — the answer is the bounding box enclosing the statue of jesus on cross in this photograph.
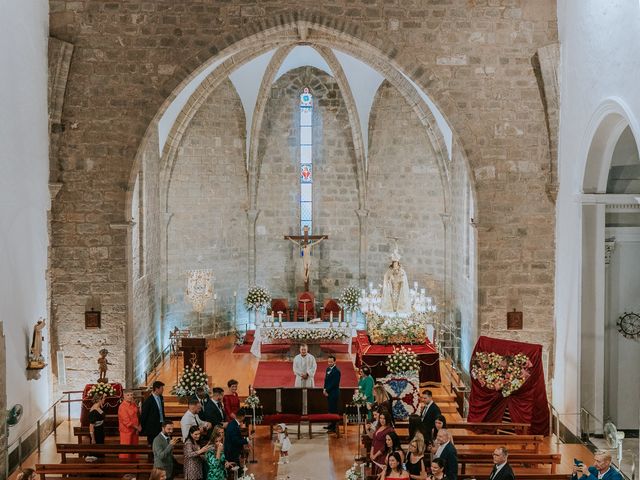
[284,225,328,292]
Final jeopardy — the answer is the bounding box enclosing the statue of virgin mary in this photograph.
[381,247,411,315]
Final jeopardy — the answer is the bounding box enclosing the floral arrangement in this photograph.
[239,474,256,480]
[262,327,350,342]
[471,351,532,397]
[385,345,421,375]
[244,286,271,311]
[244,392,260,409]
[86,383,116,398]
[339,286,361,312]
[352,390,368,407]
[171,365,209,398]
[345,464,364,480]
[367,313,427,344]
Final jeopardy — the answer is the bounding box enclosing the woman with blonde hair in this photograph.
[406,437,429,479]
[372,384,393,419]
[88,393,106,445]
[16,468,36,480]
[149,468,167,480]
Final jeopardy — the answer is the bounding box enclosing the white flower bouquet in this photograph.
[87,383,116,398]
[262,327,350,342]
[352,390,368,407]
[345,464,364,480]
[239,474,256,480]
[339,286,361,312]
[367,313,427,344]
[171,365,209,398]
[244,393,260,408]
[245,286,271,311]
[385,345,420,375]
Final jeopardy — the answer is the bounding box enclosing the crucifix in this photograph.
[284,225,328,292]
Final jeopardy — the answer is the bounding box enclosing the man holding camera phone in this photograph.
[572,451,622,480]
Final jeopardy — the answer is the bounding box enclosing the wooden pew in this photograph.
[73,425,181,443]
[458,452,562,474]
[56,443,186,462]
[393,420,531,435]
[36,462,154,479]
[397,433,545,453]
[459,474,571,480]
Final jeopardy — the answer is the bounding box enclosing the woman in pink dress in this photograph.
[381,451,410,479]
[370,409,394,474]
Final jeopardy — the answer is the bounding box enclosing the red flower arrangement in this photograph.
[470,352,532,397]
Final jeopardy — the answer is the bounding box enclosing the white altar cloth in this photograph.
[250,321,356,359]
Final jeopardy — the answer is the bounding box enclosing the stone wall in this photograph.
[367,81,446,291]
[166,79,248,336]
[48,1,557,388]
[255,67,360,299]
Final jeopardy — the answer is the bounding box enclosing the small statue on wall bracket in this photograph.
[97,348,112,383]
[27,318,47,370]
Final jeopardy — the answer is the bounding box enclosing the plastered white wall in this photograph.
[554,0,640,430]
[0,0,51,443]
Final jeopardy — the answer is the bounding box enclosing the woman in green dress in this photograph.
[358,366,375,419]
[205,430,229,480]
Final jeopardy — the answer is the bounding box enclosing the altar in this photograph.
[250,321,356,359]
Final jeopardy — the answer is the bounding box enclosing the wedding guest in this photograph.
[196,386,217,425]
[16,468,36,480]
[406,438,429,480]
[362,408,380,463]
[488,447,515,480]
[293,343,317,387]
[275,423,292,464]
[323,354,341,432]
[181,398,212,441]
[372,384,393,419]
[223,379,241,420]
[184,425,214,480]
[370,409,394,474]
[433,429,457,480]
[88,393,106,445]
[420,390,441,442]
[358,366,375,418]
[206,429,231,480]
[381,451,410,479]
[208,388,227,426]
[383,431,405,466]
[572,450,623,480]
[224,413,252,475]
[141,381,166,446]
[118,389,141,459]
[149,468,167,480]
[429,458,448,480]
[408,414,428,445]
[430,415,447,443]
[152,421,180,480]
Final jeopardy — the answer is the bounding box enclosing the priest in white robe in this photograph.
[293,343,317,388]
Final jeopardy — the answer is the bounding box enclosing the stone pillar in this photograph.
[356,209,369,286]
[439,213,452,356]
[246,209,260,285]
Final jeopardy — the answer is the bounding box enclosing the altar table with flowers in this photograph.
[354,331,441,383]
[250,322,356,359]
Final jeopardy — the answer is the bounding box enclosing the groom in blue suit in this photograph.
[323,355,341,433]
[572,451,623,480]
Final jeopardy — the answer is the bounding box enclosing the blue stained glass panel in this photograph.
[300,145,312,164]
[300,126,312,145]
[300,183,312,202]
[300,201,312,221]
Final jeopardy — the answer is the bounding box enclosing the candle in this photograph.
[368,282,373,290]
[329,311,333,324]
[420,288,425,295]
[413,281,418,290]
[278,311,282,323]
[233,291,237,297]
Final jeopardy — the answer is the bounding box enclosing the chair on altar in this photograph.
[270,298,290,321]
[295,291,316,321]
[321,298,343,321]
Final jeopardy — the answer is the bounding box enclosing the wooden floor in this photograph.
[10,336,594,480]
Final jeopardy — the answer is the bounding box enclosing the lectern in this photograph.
[179,337,207,371]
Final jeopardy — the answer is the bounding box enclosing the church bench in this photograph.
[56,443,185,461]
[457,452,562,474]
[397,433,544,452]
[261,414,302,439]
[36,462,154,479]
[73,425,181,443]
[393,420,531,434]
[305,413,343,438]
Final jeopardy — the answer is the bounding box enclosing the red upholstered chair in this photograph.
[270,298,290,322]
[295,291,315,321]
[321,298,343,321]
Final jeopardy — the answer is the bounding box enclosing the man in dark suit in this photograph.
[323,354,341,432]
[224,416,251,475]
[433,429,458,480]
[196,386,221,426]
[140,381,166,446]
[208,387,228,427]
[489,447,515,480]
[572,451,623,480]
[420,389,441,442]
[152,421,180,480]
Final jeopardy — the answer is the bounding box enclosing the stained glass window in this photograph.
[299,88,313,234]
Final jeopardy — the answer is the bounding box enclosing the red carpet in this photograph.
[253,360,359,388]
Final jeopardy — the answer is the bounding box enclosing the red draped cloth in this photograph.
[467,336,549,435]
